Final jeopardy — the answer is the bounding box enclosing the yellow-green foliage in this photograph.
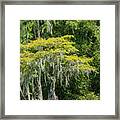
[20,35,95,74]
[79,92,99,100]
[65,55,95,71]
[21,35,77,53]
[21,35,77,62]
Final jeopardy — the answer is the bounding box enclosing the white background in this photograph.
[5,5,115,115]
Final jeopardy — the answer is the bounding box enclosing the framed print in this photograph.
[0,0,119,119]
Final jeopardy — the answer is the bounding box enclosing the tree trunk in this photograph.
[37,61,43,100]
[37,20,40,38]
[48,78,58,100]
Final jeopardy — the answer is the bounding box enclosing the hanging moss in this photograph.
[20,35,98,100]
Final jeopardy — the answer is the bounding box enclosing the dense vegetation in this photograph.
[20,20,100,100]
